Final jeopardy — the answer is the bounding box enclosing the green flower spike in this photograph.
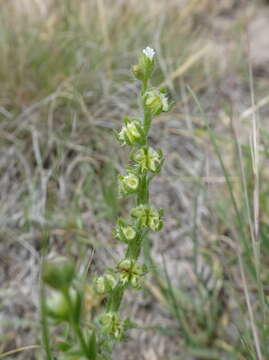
[118,171,140,195]
[133,146,163,173]
[116,117,144,146]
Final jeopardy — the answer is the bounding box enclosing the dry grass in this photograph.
[1,0,269,359]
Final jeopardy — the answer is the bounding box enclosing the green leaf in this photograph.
[55,341,72,352]
[87,331,97,359]
[72,289,82,325]
[188,347,220,359]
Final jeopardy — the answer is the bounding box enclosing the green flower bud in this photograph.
[144,88,169,116]
[46,288,78,322]
[43,257,75,290]
[100,312,124,340]
[132,47,155,82]
[118,172,139,195]
[140,47,155,78]
[117,117,144,146]
[95,273,118,295]
[131,205,163,231]
[114,219,137,243]
[133,146,163,173]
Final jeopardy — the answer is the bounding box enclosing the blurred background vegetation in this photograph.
[1,0,269,359]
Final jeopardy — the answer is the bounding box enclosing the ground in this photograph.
[1,1,269,359]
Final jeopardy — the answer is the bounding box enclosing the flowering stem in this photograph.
[94,47,169,352]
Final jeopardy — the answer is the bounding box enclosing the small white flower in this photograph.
[143,46,155,61]
[144,89,169,115]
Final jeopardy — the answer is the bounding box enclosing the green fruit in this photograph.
[43,256,75,290]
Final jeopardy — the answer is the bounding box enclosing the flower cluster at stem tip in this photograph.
[94,46,171,342]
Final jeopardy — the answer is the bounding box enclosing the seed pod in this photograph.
[95,273,118,295]
[131,205,164,231]
[100,312,124,340]
[118,172,139,195]
[144,88,169,116]
[116,118,144,146]
[117,259,147,289]
[114,219,137,243]
[132,146,163,173]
